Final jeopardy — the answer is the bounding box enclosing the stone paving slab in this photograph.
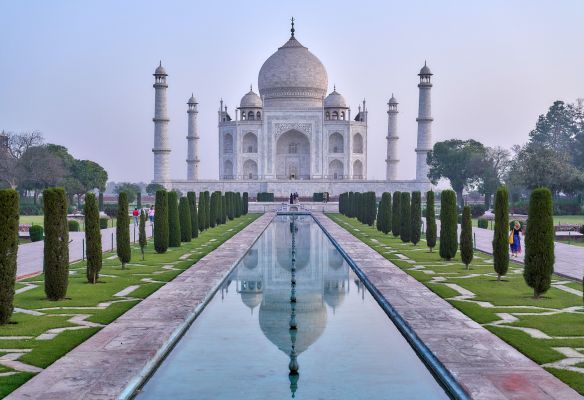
[315,213,581,400]
[6,213,274,400]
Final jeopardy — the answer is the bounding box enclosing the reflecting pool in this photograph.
[135,215,448,399]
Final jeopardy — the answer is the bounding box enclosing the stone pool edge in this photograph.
[314,212,582,400]
[6,212,274,400]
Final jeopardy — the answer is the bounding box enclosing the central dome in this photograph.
[258,36,328,107]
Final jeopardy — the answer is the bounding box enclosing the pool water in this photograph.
[135,215,448,399]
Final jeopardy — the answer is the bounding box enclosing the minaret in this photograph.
[386,95,399,180]
[186,94,199,180]
[415,61,433,181]
[152,62,171,184]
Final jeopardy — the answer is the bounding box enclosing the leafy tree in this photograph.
[84,192,102,283]
[114,183,140,204]
[16,146,67,202]
[243,192,249,215]
[492,187,509,280]
[411,191,421,245]
[0,131,44,189]
[376,192,391,234]
[439,190,458,260]
[524,188,554,298]
[427,139,487,206]
[400,192,411,243]
[43,187,69,300]
[146,183,165,196]
[0,189,18,324]
[116,192,131,268]
[530,100,580,159]
[392,191,401,237]
[179,197,191,243]
[167,191,181,247]
[460,206,473,269]
[154,190,169,253]
[68,159,108,208]
[478,146,510,209]
[139,210,147,260]
[187,192,198,238]
[425,191,437,252]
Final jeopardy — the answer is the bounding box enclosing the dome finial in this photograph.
[290,17,295,38]
[250,84,253,92]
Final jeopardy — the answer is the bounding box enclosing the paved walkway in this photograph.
[316,213,581,400]
[7,213,274,400]
[17,223,153,279]
[432,220,584,282]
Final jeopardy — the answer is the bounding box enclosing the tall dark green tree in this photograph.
[43,187,69,300]
[376,192,391,234]
[179,197,192,242]
[400,192,411,243]
[492,187,509,280]
[209,192,217,228]
[425,191,437,252]
[204,191,211,229]
[84,192,101,283]
[368,192,377,226]
[439,190,458,260]
[243,192,249,215]
[116,192,131,269]
[187,192,199,238]
[348,192,354,218]
[410,191,421,245]
[197,192,206,231]
[221,195,227,224]
[524,188,554,298]
[460,206,474,269]
[154,190,169,253]
[139,210,147,260]
[168,191,181,247]
[227,192,235,220]
[0,189,18,324]
[392,191,401,237]
[236,193,242,218]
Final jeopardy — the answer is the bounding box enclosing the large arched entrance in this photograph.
[276,130,310,180]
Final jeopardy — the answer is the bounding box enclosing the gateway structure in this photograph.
[152,21,433,196]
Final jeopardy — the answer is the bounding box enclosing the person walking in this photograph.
[148,206,155,226]
[132,207,140,226]
[509,220,522,257]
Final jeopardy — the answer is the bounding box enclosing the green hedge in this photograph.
[477,218,489,229]
[99,217,109,229]
[68,219,80,232]
[257,192,274,202]
[29,225,44,242]
[0,189,19,324]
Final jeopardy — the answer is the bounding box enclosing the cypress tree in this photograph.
[205,191,211,229]
[139,210,147,260]
[411,191,422,245]
[43,187,69,300]
[492,187,509,280]
[168,191,181,247]
[187,192,199,238]
[426,191,437,252]
[392,191,401,237]
[524,188,554,298]
[136,192,142,209]
[354,192,362,223]
[243,192,249,215]
[400,192,411,243]
[154,190,169,254]
[197,192,206,231]
[221,195,227,224]
[460,205,474,269]
[209,192,217,228]
[84,192,102,283]
[98,191,104,212]
[369,192,377,226]
[235,192,242,218]
[227,192,235,220]
[439,190,458,260]
[116,192,131,269]
[347,192,354,218]
[216,191,223,225]
[377,192,391,234]
[179,197,192,242]
[0,189,18,324]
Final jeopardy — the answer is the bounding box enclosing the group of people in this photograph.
[289,192,299,204]
[132,206,156,226]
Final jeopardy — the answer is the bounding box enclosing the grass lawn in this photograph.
[0,213,260,398]
[327,213,584,395]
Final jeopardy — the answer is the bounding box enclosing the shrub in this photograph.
[99,217,109,229]
[139,210,147,260]
[154,190,169,254]
[43,187,69,301]
[478,218,489,229]
[84,193,102,284]
[426,191,437,252]
[377,192,391,234]
[167,191,181,247]
[524,188,554,298]
[411,191,421,245]
[0,189,18,324]
[29,225,44,242]
[400,192,411,243]
[187,192,199,238]
[313,192,324,202]
[439,190,458,260]
[257,192,274,202]
[243,192,249,215]
[460,206,473,269]
[179,197,191,243]
[392,191,401,237]
[116,192,131,268]
[469,204,486,218]
[68,219,81,232]
[492,187,509,281]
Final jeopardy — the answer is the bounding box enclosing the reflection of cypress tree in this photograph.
[168,191,181,247]
[425,191,437,252]
[84,192,102,283]
[400,192,411,243]
[179,197,192,242]
[410,191,421,245]
[187,192,199,238]
[392,191,401,237]
[116,192,131,269]
[0,189,18,324]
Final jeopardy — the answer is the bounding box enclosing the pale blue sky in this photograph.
[1,1,582,182]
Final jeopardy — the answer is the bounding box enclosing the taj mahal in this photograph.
[152,20,434,196]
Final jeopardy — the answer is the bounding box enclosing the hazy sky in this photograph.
[1,1,583,182]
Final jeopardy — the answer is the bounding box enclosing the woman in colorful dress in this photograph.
[510,220,522,257]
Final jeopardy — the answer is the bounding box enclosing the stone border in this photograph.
[315,213,581,400]
[6,213,274,400]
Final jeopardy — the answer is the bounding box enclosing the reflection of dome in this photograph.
[239,280,262,312]
[324,88,347,108]
[259,293,327,354]
[328,248,344,270]
[243,249,258,269]
[241,292,262,310]
[240,88,262,108]
[324,280,346,310]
